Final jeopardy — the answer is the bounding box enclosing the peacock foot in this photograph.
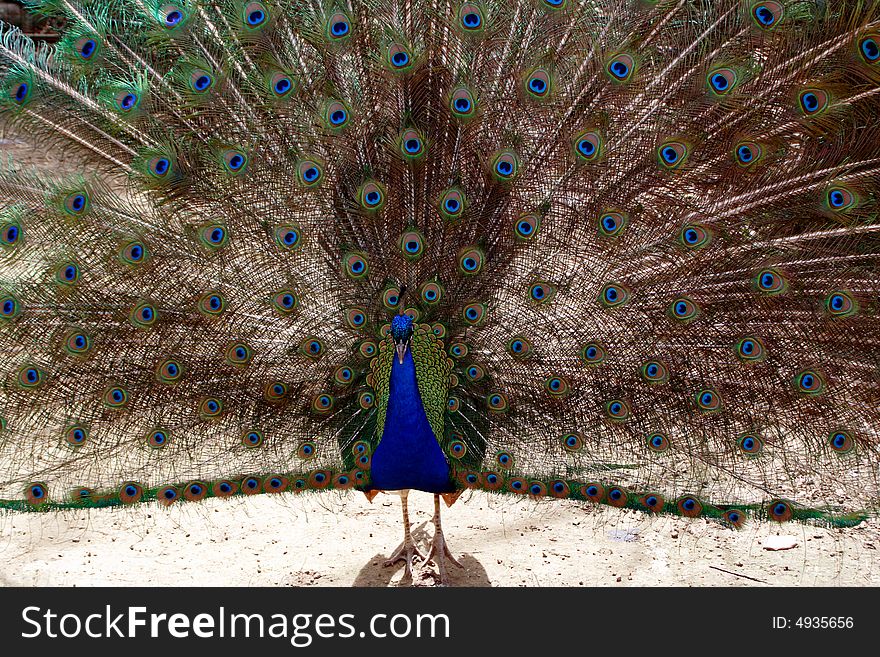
[383,538,426,580]
[423,494,463,586]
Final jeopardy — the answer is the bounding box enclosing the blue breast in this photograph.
[369,350,453,493]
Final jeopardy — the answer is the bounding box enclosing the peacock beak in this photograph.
[395,341,408,364]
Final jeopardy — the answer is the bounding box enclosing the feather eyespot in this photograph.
[1,219,22,246]
[640,360,669,384]
[274,225,301,250]
[297,160,323,186]
[825,291,857,317]
[55,261,80,286]
[859,35,880,64]
[11,80,31,105]
[828,430,855,454]
[606,486,628,508]
[600,283,629,308]
[767,500,792,522]
[381,286,401,310]
[345,307,367,329]
[754,268,787,294]
[561,432,584,452]
[119,483,143,504]
[447,396,460,413]
[582,483,604,503]
[440,188,466,220]
[544,376,570,397]
[680,224,711,248]
[794,369,825,395]
[723,509,746,528]
[507,336,533,359]
[242,2,269,28]
[735,336,766,362]
[495,451,515,469]
[448,437,467,459]
[606,54,634,82]
[119,241,149,265]
[147,156,172,178]
[160,5,186,28]
[148,429,171,449]
[462,302,487,325]
[490,151,519,181]
[598,211,626,238]
[332,366,354,386]
[198,224,228,249]
[529,281,556,304]
[198,291,226,316]
[358,182,386,211]
[114,90,139,113]
[399,129,425,159]
[271,290,298,315]
[420,281,444,305]
[641,494,665,513]
[449,342,468,358]
[64,192,88,215]
[324,101,350,129]
[65,425,88,447]
[25,483,49,506]
[130,301,158,328]
[399,230,425,259]
[735,141,762,167]
[695,388,721,412]
[799,89,829,116]
[0,294,20,320]
[388,44,413,71]
[312,394,334,413]
[574,130,602,162]
[300,337,325,359]
[225,342,253,366]
[358,390,374,409]
[605,399,631,421]
[432,322,447,339]
[676,496,703,518]
[268,71,294,97]
[343,252,369,279]
[189,69,214,93]
[199,397,223,418]
[450,87,476,118]
[327,12,351,40]
[487,392,509,412]
[222,149,248,175]
[737,433,764,455]
[242,477,262,495]
[61,334,90,366]
[670,297,699,320]
[646,432,670,453]
[459,4,484,31]
[241,430,264,448]
[75,37,99,61]
[658,141,688,169]
[358,340,377,358]
[212,480,237,497]
[156,358,183,384]
[525,68,551,99]
[18,365,45,389]
[751,2,783,29]
[514,213,540,240]
[265,381,288,401]
[102,385,129,408]
[707,68,736,95]
[579,342,605,365]
[826,186,856,212]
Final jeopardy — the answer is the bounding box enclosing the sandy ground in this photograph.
[2,490,878,587]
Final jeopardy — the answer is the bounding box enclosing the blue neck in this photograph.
[369,349,452,493]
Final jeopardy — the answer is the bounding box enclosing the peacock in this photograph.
[0,0,879,587]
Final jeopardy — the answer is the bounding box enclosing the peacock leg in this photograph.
[424,494,463,585]
[383,489,425,578]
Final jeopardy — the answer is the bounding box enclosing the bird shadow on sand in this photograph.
[351,522,491,587]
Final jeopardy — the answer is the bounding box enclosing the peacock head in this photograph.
[391,314,414,364]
